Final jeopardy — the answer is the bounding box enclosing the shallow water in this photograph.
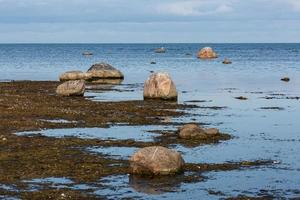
[2,43,300,198]
[16,125,174,142]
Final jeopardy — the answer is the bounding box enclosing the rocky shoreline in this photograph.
[0,81,276,199]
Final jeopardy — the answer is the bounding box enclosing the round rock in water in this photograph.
[59,71,90,81]
[129,146,185,176]
[86,63,124,80]
[56,80,85,96]
[222,58,232,64]
[143,72,178,100]
[197,47,218,59]
[178,124,208,139]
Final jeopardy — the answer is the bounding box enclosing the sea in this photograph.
[1,43,300,199]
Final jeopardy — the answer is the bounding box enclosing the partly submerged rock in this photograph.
[178,124,221,139]
[155,47,166,53]
[86,63,124,80]
[82,52,93,56]
[235,96,248,100]
[89,79,123,85]
[59,71,90,82]
[178,124,207,139]
[204,128,220,136]
[129,146,185,176]
[197,47,218,59]
[281,77,290,82]
[56,80,85,96]
[222,58,232,64]
[143,72,177,100]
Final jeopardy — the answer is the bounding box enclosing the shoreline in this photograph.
[0,81,277,199]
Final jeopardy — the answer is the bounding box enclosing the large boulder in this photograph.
[197,47,218,59]
[86,63,124,80]
[178,124,220,139]
[143,72,177,100]
[56,80,85,96]
[59,71,90,81]
[129,146,185,176]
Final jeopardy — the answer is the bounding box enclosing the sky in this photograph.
[0,0,300,43]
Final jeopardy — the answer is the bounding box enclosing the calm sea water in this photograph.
[1,44,300,199]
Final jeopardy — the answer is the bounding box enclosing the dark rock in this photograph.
[281,77,290,82]
[222,58,232,64]
[82,52,93,56]
[235,96,248,100]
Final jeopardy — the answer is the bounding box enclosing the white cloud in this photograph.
[155,0,233,16]
[286,0,300,11]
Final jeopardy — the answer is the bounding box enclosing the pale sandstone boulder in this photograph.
[197,47,218,59]
[86,63,124,80]
[56,80,85,96]
[143,72,177,100]
[59,71,90,81]
[129,146,185,176]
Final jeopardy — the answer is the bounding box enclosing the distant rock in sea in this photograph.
[235,96,248,100]
[197,47,218,59]
[56,80,85,96]
[281,77,290,82]
[222,58,232,64]
[143,72,177,101]
[129,146,185,175]
[155,47,166,53]
[82,52,93,56]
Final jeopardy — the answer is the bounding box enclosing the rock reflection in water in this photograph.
[129,175,181,195]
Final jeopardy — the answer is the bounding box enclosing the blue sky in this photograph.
[0,0,300,43]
